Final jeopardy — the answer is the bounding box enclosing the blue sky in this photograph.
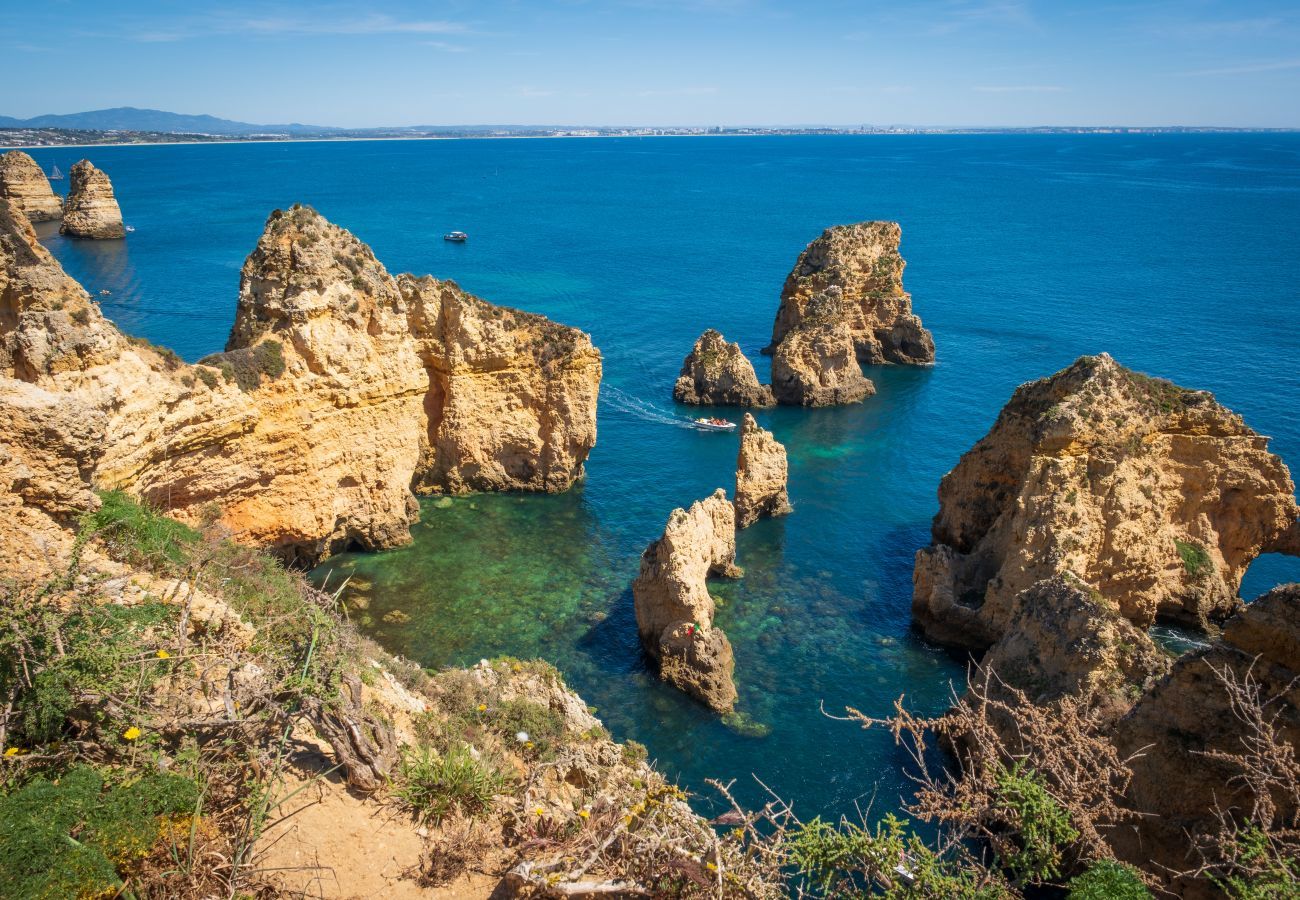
[6,1,1299,127]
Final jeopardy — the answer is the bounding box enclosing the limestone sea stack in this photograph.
[633,489,742,711]
[734,413,791,528]
[0,200,600,572]
[60,160,125,239]
[672,328,773,407]
[913,353,1299,651]
[768,221,934,366]
[0,151,63,222]
[769,292,875,406]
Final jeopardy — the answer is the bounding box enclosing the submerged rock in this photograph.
[672,328,773,407]
[0,202,601,571]
[734,413,791,529]
[913,354,1299,650]
[769,292,875,406]
[0,151,62,222]
[59,160,125,239]
[632,489,742,712]
[768,221,934,366]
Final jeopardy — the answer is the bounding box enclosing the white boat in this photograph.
[124,225,135,233]
[49,164,63,181]
[443,231,468,242]
[694,417,737,431]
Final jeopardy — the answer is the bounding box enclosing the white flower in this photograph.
[516,731,530,743]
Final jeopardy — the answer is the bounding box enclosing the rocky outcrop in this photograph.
[398,275,602,493]
[0,201,601,570]
[672,329,773,407]
[768,221,934,366]
[769,293,875,406]
[979,576,1170,714]
[0,151,62,222]
[914,354,1299,650]
[734,413,791,529]
[59,160,125,239]
[633,489,741,711]
[1112,583,1300,891]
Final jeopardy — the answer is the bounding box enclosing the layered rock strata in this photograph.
[60,160,125,239]
[1112,583,1300,890]
[768,221,934,366]
[0,151,62,222]
[913,354,1299,650]
[769,292,875,406]
[734,413,791,529]
[672,328,773,406]
[632,489,742,711]
[0,200,600,570]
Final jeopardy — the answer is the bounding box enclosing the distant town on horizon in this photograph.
[1,106,1295,149]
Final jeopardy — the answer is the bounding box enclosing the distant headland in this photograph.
[1,106,1296,148]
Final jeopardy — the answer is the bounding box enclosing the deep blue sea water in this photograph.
[28,134,1300,823]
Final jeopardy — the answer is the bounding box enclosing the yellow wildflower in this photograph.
[156,649,171,659]
[706,862,718,872]
[578,809,590,819]
[4,747,21,757]
[533,806,545,816]
[476,703,487,712]
[525,741,534,749]
[122,726,142,741]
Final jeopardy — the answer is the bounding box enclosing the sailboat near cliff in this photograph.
[48,164,63,181]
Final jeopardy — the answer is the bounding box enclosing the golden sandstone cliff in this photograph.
[0,150,63,222]
[0,200,600,572]
[734,413,791,529]
[60,159,125,239]
[915,354,1300,895]
[914,353,1299,651]
[769,292,876,406]
[633,489,742,712]
[673,328,773,407]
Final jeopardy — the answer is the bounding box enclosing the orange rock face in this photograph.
[913,354,1299,650]
[0,201,601,570]
[0,151,63,222]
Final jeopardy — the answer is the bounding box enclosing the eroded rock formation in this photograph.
[734,413,791,529]
[60,160,125,239]
[672,329,773,407]
[1112,583,1300,891]
[914,354,1299,650]
[633,489,741,711]
[769,292,875,406]
[979,576,1170,713]
[769,221,934,366]
[0,151,62,222]
[0,200,600,571]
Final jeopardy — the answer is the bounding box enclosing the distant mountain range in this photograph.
[0,107,339,136]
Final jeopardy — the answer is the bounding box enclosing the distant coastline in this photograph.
[4,123,1298,150]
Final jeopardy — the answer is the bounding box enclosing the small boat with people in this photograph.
[443,231,468,243]
[693,417,737,431]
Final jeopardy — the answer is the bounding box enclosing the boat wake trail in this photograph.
[601,385,698,430]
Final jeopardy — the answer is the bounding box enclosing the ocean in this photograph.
[29,133,1300,822]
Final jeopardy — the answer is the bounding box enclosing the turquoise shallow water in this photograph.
[29,134,1300,821]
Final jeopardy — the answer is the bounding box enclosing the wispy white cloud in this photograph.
[422,40,470,53]
[516,86,557,98]
[1179,58,1300,76]
[1153,16,1286,40]
[971,84,1063,92]
[928,0,1036,35]
[635,86,718,97]
[126,12,467,42]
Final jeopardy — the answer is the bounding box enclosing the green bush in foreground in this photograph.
[1067,859,1152,898]
[0,765,198,899]
[1175,539,1213,580]
[395,744,502,824]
